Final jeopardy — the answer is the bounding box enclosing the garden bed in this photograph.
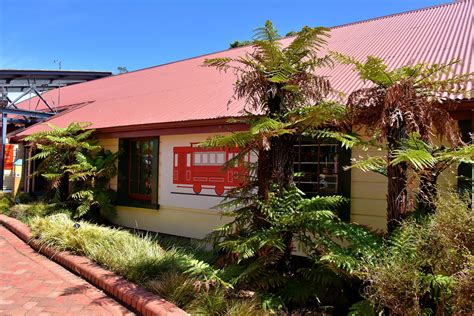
[0,214,187,316]
[0,197,265,315]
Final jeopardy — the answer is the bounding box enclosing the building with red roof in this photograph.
[10,0,474,236]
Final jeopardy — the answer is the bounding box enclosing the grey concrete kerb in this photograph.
[0,214,189,316]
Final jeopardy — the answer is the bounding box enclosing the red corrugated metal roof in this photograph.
[15,0,474,137]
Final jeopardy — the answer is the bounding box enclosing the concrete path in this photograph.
[0,226,135,316]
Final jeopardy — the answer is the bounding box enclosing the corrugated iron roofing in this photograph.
[15,0,474,137]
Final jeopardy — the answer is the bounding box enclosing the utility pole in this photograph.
[54,60,62,108]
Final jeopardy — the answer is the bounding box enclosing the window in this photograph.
[129,139,154,200]
[294,141,339,195]
[193,151,226,166]
[118,138,159,207]
[294,138,351,220]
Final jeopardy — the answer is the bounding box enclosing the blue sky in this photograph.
[0,0,448,73]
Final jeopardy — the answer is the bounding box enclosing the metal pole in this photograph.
[0,113,6,190]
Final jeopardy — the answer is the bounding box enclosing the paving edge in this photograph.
[0,214,189,316]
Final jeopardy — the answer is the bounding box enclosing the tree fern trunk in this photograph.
[255,148,271,229]
[386,127,408,233]
[271,134,296,270]
[263,93,296,268]
[59,173,70,203]
[386,162,407,233]
[271,134,296,190]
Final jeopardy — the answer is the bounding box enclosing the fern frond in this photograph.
[346,156,387,174]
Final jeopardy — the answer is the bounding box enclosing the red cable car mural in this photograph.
[173,143,249,196]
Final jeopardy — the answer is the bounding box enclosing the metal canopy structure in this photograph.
[0,69,111,112]
[0,69,112,189]
[0,69,111,92]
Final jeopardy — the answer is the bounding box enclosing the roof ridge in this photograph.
[14,0,472,108]
[330,0,469,30]
[114,0,469,77]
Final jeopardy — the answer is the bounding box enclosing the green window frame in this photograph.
[118,138,159,209]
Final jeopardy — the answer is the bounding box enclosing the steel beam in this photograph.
[32,88,56,113]
[0,108,54,119]
[1,84,67,89]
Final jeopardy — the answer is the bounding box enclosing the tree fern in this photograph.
[333,52,473,232]
[26,122,119,218]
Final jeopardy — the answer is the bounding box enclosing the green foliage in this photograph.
[0,194,70,223]
[66,148,120,218]
[205,21,360,312]
[229,29,299,49]
[205,20,333,114]
[208,184,361,311]
[29,214,266,314]
[348,133,474,214]
[336,52,473,231]
[320,192,474,315]
[147,271,199,308]
[25,122,118,218]
[187,287,265,316]
[15,192,35,204]
[9,202,71,223]
[0,195,13,215]
[332,54,472,99]
[348,300,377,316]
[229,40,253,49]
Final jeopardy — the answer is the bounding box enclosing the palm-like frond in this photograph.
[288,101,347,130]
[340,54,472,145]
[204,20,332,113]
[253,20,281,42]
[285,26,330,64]
[310,129,361,149]
[436,144,474,164]
[391,148,436,170]
[26,122,118,218]
[346,156,387,174]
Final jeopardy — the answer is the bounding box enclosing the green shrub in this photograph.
[25,123,119,219]
[0,193,71,223]
[29,214,166,278]
[359,192,474,315]
[29,214,264,314]
[8,203,71,223]
[225,298,266,316]
[0,196,13,215]
[15,192,35,204]
[187,288,228,315]
[147,271,198,308]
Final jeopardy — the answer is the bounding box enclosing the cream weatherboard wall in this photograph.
[99,138,119,191]
[99,133,458,238]
[99,134,235,239]
[350,147,387,231]
[349,139,458,231]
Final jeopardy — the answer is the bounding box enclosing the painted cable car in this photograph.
[173,143,249,196]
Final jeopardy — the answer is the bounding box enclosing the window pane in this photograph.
[194,153,201,164]
[129,139,154,199]
[216,153,224,164]
[294,140,339,196]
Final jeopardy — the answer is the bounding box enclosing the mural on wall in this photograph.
[172,143,249,197]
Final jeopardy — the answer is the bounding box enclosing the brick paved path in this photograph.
[0,226,135,316]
